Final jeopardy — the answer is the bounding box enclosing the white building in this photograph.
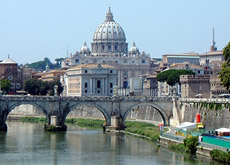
[61,64,117,96]
[61,8,152,95]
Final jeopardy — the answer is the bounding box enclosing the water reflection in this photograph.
[0,122,217,165]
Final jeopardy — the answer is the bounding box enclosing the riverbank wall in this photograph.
[182,106,230,130]
[159,136,212,157]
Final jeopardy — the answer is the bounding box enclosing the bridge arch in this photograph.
[123,102,169,126]
[65,102,110,125]
[7,102,48,117]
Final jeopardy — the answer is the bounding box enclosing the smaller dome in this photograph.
[129,42,140,54]
[80,42,90,54]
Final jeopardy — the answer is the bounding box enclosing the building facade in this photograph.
[61,64,117,96]
[61,8,152,95]
[162,52,200,66]
[180,75,210,98]
[0,57,32,94]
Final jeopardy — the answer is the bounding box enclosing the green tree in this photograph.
[23,78,63,96]
[183,136,199,154]
[55,58,65,68]
[220,42,230,91]
[219,62,230,91]
[0,79,12,94]
[157,69,194,86]
[223,41,230,63]
[24,79,43,95]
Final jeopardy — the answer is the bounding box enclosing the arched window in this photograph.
[97,80,101,88]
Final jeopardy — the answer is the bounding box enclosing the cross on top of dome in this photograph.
[105,7,114,22]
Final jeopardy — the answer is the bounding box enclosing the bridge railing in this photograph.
[161,133,185,142]
[180,98,230,103]
[0,95,173,102]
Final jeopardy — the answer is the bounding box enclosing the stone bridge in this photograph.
[0,95,176,131]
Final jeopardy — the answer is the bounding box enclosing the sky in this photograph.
[0,0,230,65]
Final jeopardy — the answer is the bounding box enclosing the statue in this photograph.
[113,85,118,97]
[54,85,58,96]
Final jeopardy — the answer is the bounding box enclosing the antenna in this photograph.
[213,28,216,48]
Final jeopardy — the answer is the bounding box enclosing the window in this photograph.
[110,70,113,73]
[97,80,101,88]
[123,81,128,88]
[97,90,100,93]
[76,59,79,64]
[110,83,113,88]
[16,83,20,89]
[85,90,87,93]
[198,70,200,74]
[85,83,88,88]
[103,60,106,63]
[85,70,88,73]
[124,71,128,77]
[108,45,111,51]
[110,90,113,93]
[142,59,145,64]
[11,83,15,88]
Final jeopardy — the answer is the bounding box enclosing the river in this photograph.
[0,121,217,165]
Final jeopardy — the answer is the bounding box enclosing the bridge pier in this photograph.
[44,115,67,131]
[0,123,7,131]
[105,116,125,131]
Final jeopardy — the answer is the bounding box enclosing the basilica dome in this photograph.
[93,8,126,41]
[91,8,128,55]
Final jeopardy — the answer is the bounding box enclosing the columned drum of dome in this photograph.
[91,8,128,56]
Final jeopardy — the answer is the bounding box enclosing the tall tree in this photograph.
[157,69,194,86]
[220,42,230,91]
[23,78,63,96]
[0,79,12,94]
[223,41,230,63]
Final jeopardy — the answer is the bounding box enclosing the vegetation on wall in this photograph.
[157,69,194,86]
[192,101,229,111]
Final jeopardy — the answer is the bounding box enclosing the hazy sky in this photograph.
[0,0,230,64]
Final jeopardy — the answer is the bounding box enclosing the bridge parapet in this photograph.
[180,98,230,104]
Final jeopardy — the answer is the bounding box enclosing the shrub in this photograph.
[183,136,199,154]
[210,149,230,163]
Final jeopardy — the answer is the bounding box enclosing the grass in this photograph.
[65,118,105,127]
[124,121,166,141]
[21,117,46,123]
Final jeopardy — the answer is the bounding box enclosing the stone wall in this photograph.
[182,105,230,130]
[9,105,44,116]
[126,106,163,123]
[9,104,163,123]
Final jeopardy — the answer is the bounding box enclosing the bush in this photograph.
[210,149,230,163]
[183,136,199,154]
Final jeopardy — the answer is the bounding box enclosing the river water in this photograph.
[0,122,217,165]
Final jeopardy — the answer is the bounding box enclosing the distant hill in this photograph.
[25,57,64,70]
